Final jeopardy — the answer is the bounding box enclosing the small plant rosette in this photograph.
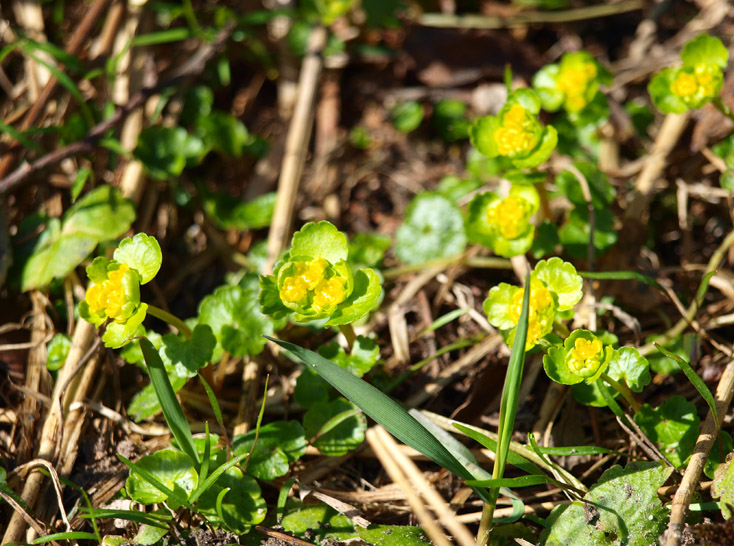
[466,182,540,257]
[532,51,612,114]
[649,34,728,114]
[543,329,614,385]
[470,88,558,169]
[79,233,162,348]
[483,257,582,350]
[259,221,382,326]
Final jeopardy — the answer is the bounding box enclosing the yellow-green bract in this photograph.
[259,221,382,326]
[79,233,162,348]
[649,34,728,113]
[484,257,582,350]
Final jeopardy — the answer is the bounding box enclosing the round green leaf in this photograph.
[681,34,728,69]
[390,101,425,133]
[196,467,266,532]
[607,347,650,393]
[113,233,162,285]
[648,69,689,114]
[135,126,191,180]
[317,336,379,378]
[304,398,367,457]
[125,448,197,505]
[290,221,348,264]
[634,396,700,468]
[543,346,583,386]
[395,193,466,265]
[483,283,518,330]
[199,278,274,358]
[470,115,501,158]
[46,334,71,371]
[233,421,307,481]
[102,303,148,349]
[159,325,216,375]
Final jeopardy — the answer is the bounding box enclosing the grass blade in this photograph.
[140,338,200,467]
[265,336,472,481]
[466,475,552,488]
[33,532,98,543]
[580,270,664,292]
[655,342,718,425]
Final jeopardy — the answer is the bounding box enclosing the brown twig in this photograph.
[664,358,734,546]
[0,24,234,195]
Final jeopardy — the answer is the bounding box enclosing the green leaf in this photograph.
[395,192,466,265]
[348,232,391,269]
[559,207,617,258]
[324,268,382,326]
[135,126,199,180]
[304,398,367,456]
[483,283,517,330]
[452,423,542,476]
[181,85,214,125]
[512,125,557,169]
[141,338,199,466]
[196,110,251,157]
[580,270,664,292]
[542,461,673,545]
[70,166,91,203]
[555,162,616,209]
[649,68,689,114]
[17,186,135,291]
[533,257,583,311]
[390,101,425,133]
[470,114,501,159]
[46,333,71,371]
[33,532,99,544]
[102,303,148,349]
[290,221,349,263]
[198,277,275,358]
[113,233,162,284]
[607,347,650,393]
[294,366,331,409]
[233,421,307,480]
[466,474,553,488]
[125,449,197,506]
[196,467,267,532]
[267,337,473,480]
[159,325,215,375]
[712,456,734,519]
[634,395,699,468]
[531,220,560,258]
[432,99,470,142]
[204,191,276,231]
[681,34,728,69]
[132,524,168,545]
[318,336,379,377]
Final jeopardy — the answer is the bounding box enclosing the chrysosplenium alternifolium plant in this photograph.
[470,89,557,169]
[483,258,583,350]
[80,233,162,348]
[466,183,539,258]
[649,34,729,114]
[533,51,612,115]
[259,221,382,326]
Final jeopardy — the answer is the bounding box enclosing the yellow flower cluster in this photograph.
[494,105,539,157]
[568,337,605,377]
[557,61,598,111]
[85,264,131,320]
[671,66,718,99]
[487,195,533,240]
[508,278,555,346]
[280,258,347,309]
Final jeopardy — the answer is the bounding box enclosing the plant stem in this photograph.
[339,324,357,351]
[600,373,641,413]
[147,304,193,339]
[713,97,734,124]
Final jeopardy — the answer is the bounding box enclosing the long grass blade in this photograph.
[580,270,664,292]
[265,336,473,481]
[655,342,718,425]
[140,338,200,467]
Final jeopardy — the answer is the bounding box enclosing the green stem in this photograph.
[339,324,357,352]
[713,97,734,124]
[147,304,193,339]
[600,373,641,413]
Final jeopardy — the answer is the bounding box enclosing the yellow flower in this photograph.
[86,264,131,320]
[670,71,697,98]
[557,61,598,110]
[488,195,532,239]
[494,105,540,157]
[568,337,605,377]
[279,258,348,310]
